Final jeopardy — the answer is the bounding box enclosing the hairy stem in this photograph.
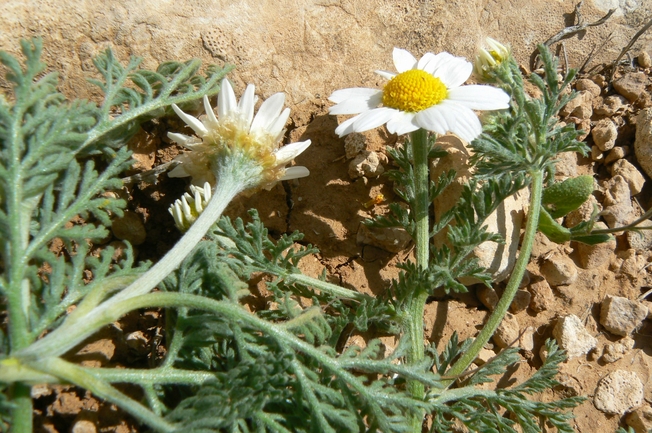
[285,272,368,301]
[444,169,543,384]
[17,151,260,361]
[406,128,430,432]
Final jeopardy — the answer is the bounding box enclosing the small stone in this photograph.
[610,159,645,195]
[477,285,499,310]
[493,312,520,348]
[614,72,649,102]
[594,95,628,116]
[527,278,555,313]
[575,78,601,97]
[565,195,600,228]
[576,222,615,269]
[600,295,648,336]
[601,342,627,363]
[72,420,97,433]
[604,146,627,164]
[560,90,593,119]
[593,370,644,414]
[627,220,652,250]
[638,52,652,68]
[125,330,149,355]
[602,176,636,229]
[348,150,385,178]
[509,289,531,314]
[519,326,535,351]
[344,132,366,159]
[590,145,603,161]
[634,108,652,178]
[474,348,496,366]
[591,118,618,151]
[540,254,578,286]
[356,224,411,253]
[552,315,597,359]
[626,405,652,433]
[554,151,578,177]
[112,211,146,246]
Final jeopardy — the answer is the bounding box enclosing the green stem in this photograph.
[8,384,32,433]
[285,273,368,301]
[17,152,259,361]
[33,357,176,433]
[444,169,543,384]
[406,128,430,432]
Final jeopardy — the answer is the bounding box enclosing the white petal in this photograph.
[281,166,310,180]
[203,95,218,125]
[375,70,396,80]
[393,48,417,73]
[329,90,383,115]
[447,85,510,110]
[334,115,359,137]
[434,57,473,89]
[172,104,209,137]
[420,52,455,74]
[418,102,482,142]
[218,79,237,120]
[329,87,380,104]
[167,132,194,146]
[269,107,291,140]
[414,105,450,136]
[351,107,397,133]
[238,84,256,127]
[386,111,419,135]
[251,92,285,132]
[168,164,190,178]
[274,140,311,165]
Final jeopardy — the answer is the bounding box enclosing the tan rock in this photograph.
[591,118,617,152]
[111,211,147,246]
[553,315,597,359]
[575,78,601,98]
[540,253,577,286]
[614,72,649,102]
[600,295,648,337]
[634,108,652,179]
[626,405,652,433]
[594,95,628,116]
[610,159,645,195]
[594,370,644,415]
[527,278,555,313]
[493,312,520,348]
[576,222,615,269]
[356,224,411,253]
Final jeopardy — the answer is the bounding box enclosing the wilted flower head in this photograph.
[329,48,510,142]
[475,37,511,80]
[168,79,311,190]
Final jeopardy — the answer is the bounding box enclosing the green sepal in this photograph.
[542,175,594,218]
[568,220,614,245]
[538,207,571,243]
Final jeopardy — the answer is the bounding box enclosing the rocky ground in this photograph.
[2,1,652,432]
[31,49,652,433]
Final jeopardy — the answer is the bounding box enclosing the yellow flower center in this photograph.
[382,69,448,112]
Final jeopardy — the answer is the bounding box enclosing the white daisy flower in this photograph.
[168,79,311,190]
[329,48,510,142]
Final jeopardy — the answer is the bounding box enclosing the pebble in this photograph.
[519,326,535,351]
[560,90,593,119]
[634,108,652,178]
[610,159,645,195]
[493,312,520,348]
[72,420,97,433]
[626,406,652,433]
[509,289,531,314]
[477,285,498,310]
[540,254,578,286]
[600,342,627,363]
[627,220,652,250]
[613,72,649,102]
[565,194,600,228]
[600,295,648,337]
[553,315,597,359]
[473,347,496,366]
[604,146,627,164]
[602,175,636,229]
[356,224,411,253]
[344,132,366,159]
[348,150,385,178]
[111,211,146,246]
[576,222,616,269]
[575,78,601,97]
[593,370,644,415]
[527,278,555,313]
[594,95,628,116]
[591,118,618,151]
[638,52,652,68]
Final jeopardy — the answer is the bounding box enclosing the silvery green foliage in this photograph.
[1,40,582,433]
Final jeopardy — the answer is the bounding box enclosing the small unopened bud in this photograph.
[475,37,511,80]
[168,182,212,231]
